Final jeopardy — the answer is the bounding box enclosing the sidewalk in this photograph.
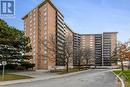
[0,70,89,86]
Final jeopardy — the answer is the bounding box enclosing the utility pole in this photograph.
[1,61,7,80]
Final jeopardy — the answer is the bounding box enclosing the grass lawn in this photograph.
[113,70,130,87]
[0,74,32,81]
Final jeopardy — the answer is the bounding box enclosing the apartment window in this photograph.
[30,28,32,31]
[44,32,47,35]
[34,26,36,29]
[44,22,47,25]
[30,24,32,27]
[90,46,93,49]
[82,44,85,47]
[44,51,47,54]
[33,17,36,21]
[44,26,47,30]
[90,44,93,46]
[44,41,47,45]
[34,22,36,26]
[44,7,47,12]
[44,36,47,40]
[44,17,47,22]
[24,23,26,28]
[82,42,85,44]
[44,12,47,16]
[90,41,93,43]
[30,20,32,23]
[82,47,85,49]
[34,43,36,47]
[33,48,36,52]
[33,31,36,34]
[33,13,36,17]
[44,46,47,50]
[29,15,32,19]
[44,60,47,64]
[82,39,85,42]
[33,52,36,56]
[30,33,32,36]
[33,35,35,39]
[33,39,35,43]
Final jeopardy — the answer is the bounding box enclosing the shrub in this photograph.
[6,64,18,70]
[21,62,35,70]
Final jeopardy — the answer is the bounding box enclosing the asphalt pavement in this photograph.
[3,69,117,87]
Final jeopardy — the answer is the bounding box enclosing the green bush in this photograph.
[0,62,35,70]
[6,64,18,70]
[21,62,35,70]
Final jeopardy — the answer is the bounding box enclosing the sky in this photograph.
[1,0,130,42]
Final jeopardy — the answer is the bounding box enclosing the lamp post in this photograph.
[1,61,7,80]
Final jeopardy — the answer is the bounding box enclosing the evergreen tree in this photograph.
[0,19,32,65]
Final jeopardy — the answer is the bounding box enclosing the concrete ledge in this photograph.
[0,70,89,86]
[113,72,125,87]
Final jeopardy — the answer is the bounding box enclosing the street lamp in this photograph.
[1,61,7,80]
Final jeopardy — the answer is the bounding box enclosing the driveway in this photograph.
[4,69,117,87]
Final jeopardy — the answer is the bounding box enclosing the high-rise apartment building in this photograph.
[23,0,67,70]
[73,33,81,66]
[102,32,117,66]
[23,0,117,70]
[79,33,117,66]
[95,34,103,66]
[80,34,95,65]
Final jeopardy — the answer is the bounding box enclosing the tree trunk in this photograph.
[86,59,88,69]
[95,64,96,69]
[66,63,69,73]
[66,58,69,73]
[121,59,124,71]
[78,59,81,70]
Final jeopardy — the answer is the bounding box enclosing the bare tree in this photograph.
[76,49,84,70]
[63,35,73,72]
[47,34,57,64]
[42,34,73,72]
[82,48,90,69]
[41,34,57,70]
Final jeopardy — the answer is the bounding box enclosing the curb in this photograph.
[113,72,125,87]
[0,70,89,86]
